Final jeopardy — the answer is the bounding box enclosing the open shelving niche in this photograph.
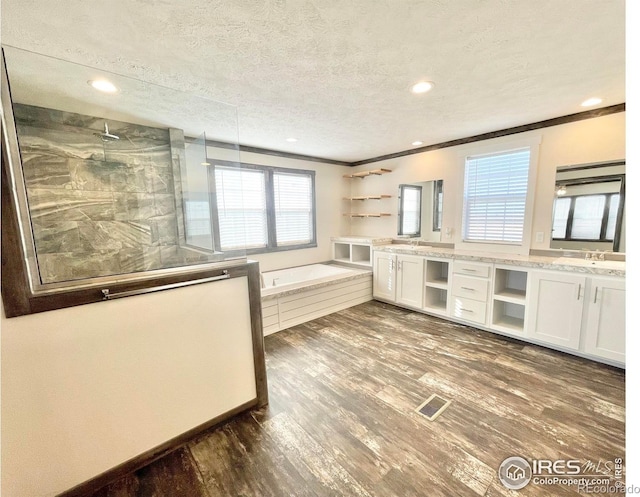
[491,266,528,334]
[423,258,451,315]
[343,168,392,218]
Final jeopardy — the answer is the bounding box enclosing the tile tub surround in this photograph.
[373,245,625,277]
[13,104,210,284]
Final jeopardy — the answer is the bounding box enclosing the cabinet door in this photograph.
[396,255,424,308]
[584,278,625,364]
[373,252,396,301]
[526,271,586,351]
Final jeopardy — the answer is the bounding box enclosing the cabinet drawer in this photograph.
[451,275,489,302]
[450,296,487,324]
[452,261,491,278]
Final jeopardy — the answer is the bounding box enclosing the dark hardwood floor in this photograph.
[89,301,625,497]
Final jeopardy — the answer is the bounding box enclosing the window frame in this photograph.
[552,191,623,243]
[397,184,423,237]
[455,136,540,255]
[208,160,317,255]
[432,179,443,232]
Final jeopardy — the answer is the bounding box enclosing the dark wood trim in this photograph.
[1,120,32,317]
[247,262,269,407]
[203,138,351,166]
[56,398,259,497]
[613,175,625,252]
[350,103,626,167]
[556,159,625,172]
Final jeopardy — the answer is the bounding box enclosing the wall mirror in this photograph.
[397,179,443,242]
[550,160,625,252]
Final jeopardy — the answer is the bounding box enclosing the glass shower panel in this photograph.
[2,45,244,290]
[182,133,214,251]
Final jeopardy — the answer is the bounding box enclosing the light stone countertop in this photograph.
[373,244,625,277]
[331,236,394,245]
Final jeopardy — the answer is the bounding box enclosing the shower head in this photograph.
[94,122,120,142]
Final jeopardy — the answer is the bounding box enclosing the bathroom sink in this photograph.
[551,258,626,270]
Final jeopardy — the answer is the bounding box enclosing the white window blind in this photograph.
[552,197,571,239]
[571,195,606,240]
[606,194,620,241]
[462,148,531,243]
[215,167,267,250]
[274,172,313,246]
[400,185,421,236]
[185,201,211,237]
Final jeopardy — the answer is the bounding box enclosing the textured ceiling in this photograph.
[1,0,626,162]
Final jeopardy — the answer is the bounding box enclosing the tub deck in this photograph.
[261,264,372,335]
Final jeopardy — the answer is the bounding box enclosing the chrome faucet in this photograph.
[272,277,280,287]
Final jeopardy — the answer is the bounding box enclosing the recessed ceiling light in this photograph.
[201,162,211,166]
[412,141,423,146]
[88,79,118,93]
[411,81,434,94]
[581,97,602,107]
[286,138,298,142]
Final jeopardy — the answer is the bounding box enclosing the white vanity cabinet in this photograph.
[526,271,625,364]
[372,251,396,300]
[396,255,425,308]
[450,261,492,325]
[372,247,625,367]
[583,277,625,363]
[526,271,586,351]
[372,252,424,309]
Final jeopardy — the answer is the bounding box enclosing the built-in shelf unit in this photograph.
[344,213,392,218]
[343,168,392,179]
[332,237,393,267]
[424,258,451,315]
[343,195,392,200]
[343,168,392,218]
[491,266,528,334]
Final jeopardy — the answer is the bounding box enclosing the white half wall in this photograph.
[1,277,256,497]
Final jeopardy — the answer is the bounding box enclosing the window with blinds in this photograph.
[274,172,313,246]
[215,167,267,250]
[552,193,620,242]
[212,163,316,253]
[398,185,422,236]
[462,148,531,244]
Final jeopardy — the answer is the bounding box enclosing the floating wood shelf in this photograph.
[343,195,392,201]
[343,168,392,179]
[343,213,392,218]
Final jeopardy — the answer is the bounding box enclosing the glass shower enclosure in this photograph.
[2,46,251,292]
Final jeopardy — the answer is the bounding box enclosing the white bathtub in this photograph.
[262,264,353,293]
[261,263,372,335]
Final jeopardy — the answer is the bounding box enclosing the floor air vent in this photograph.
[415,394,451,421]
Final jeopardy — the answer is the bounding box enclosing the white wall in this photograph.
[1,277,257,497]
[206,146,351,272]
[348,112,626,252]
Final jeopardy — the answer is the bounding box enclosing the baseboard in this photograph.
[57,398,259,497]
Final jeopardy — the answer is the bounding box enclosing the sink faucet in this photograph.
[272,277,280,287]
[410,238,420,247]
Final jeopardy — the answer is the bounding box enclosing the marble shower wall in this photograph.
[14,104,208,284]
